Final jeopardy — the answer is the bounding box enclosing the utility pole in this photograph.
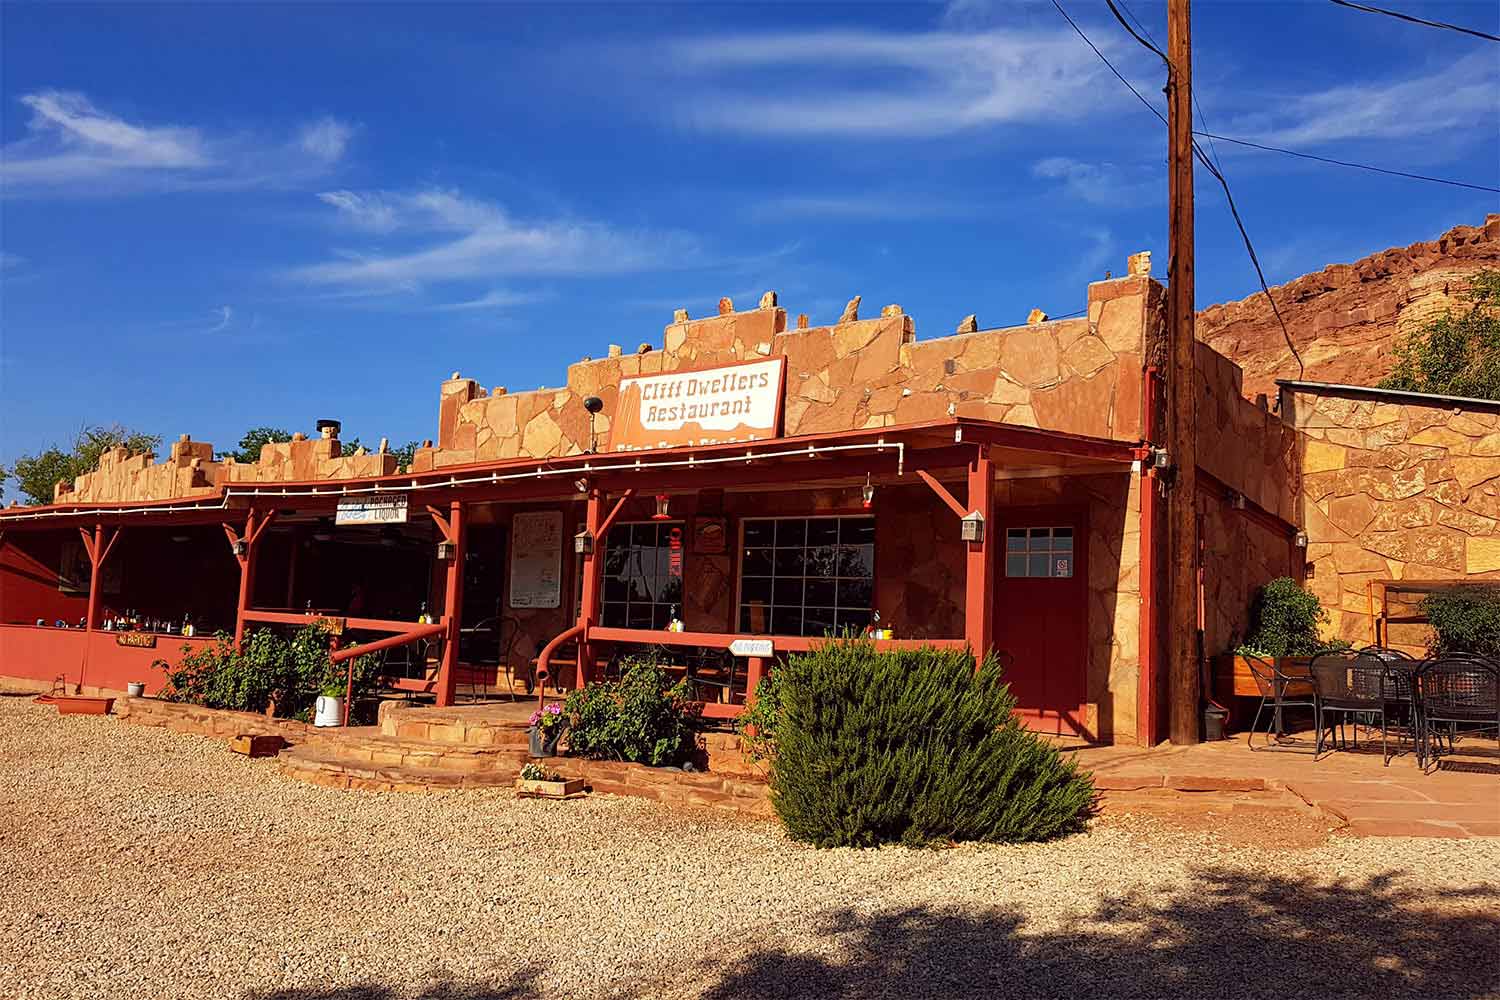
[1167,0,1201,744]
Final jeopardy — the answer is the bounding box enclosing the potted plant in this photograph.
[313,677,345,728]
[1214,577,1349,723]
[527,701,567,757]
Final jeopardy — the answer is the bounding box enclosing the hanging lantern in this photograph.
[861,474,875,510]
[651,494,672,521]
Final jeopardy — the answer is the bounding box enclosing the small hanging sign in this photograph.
[336,493,409,525]
[116,632,157,648]
[728,638,774,658]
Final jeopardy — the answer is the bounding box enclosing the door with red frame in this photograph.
[994,506,1089,737]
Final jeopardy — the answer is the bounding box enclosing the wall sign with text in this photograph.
[608,357,785,452]
[336,493,409,525]
[508,510,564,609]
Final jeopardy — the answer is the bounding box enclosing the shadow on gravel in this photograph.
[246,965,544,1000]
[688,869,1500,1000]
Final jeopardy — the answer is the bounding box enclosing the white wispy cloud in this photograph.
[657,27,1139,138]
[745,193,969,222]
[1224,52,1500,148]
[1,90,356,196]
[293,187,702,290]
[1031,157,1159,206]
[431,288,551,312]
[207,306,233,333]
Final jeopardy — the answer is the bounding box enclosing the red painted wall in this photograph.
[0,532,89,626]
[0,624,215,695]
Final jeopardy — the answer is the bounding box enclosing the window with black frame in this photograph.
[738,516,874,636]
[601,521,685,629]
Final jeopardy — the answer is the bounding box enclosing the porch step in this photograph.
[279,743,528,793]
[375,701,534,748]
[298,726,532,771]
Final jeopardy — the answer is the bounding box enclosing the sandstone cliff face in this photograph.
[1198,215,1500,402]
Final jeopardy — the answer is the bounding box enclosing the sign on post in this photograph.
[728,638,774,658]
[335,493,409,525]
[608,358,785,452]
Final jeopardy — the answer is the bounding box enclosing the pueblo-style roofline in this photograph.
[1275,379,1500,414]
[0,418,1142,525]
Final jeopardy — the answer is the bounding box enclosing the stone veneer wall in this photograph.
[51,431,399,504]
[1194,343,1299,523]
[1283,386,1500,648]
[415,274,1160,471]
[1199,215,1500,402]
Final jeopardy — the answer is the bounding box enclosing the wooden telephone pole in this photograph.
[1167,0,1201,744]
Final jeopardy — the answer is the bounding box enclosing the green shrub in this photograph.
[1422,586,1500,659]
[1236,577,1347,658]
[770,640,1094,848]
[734,669,783,767]
[155,623,382,719]
[563,658,697,766]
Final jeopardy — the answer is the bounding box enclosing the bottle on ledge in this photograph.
[181,612,195,638]
[417,601,430,625]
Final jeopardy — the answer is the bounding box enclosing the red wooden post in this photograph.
[435,500,465,707]
[743,656,765,708]
[964,452,995,665]
[575,488,606,690]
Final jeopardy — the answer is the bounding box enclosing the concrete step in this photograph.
[279,744,527,793]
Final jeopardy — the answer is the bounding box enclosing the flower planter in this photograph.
[126,682,146,698]
[53,695,115,716]
[515,776,586,799]
[528,726,564,758]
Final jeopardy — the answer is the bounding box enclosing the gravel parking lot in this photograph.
[2,694,1496,1000]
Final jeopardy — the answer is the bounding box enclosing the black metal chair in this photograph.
[1416,654,1500,768]
[1310,649,1411,765]
[1244,653,1318,749]
[684,646,739,705]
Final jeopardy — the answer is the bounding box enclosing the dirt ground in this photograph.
[2,694,1496,1000]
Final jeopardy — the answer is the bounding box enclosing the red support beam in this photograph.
[916,469,969,520]
[575,488,607,689]
[1137,367,1162,747]
[434,501,465,707]
[964,452,995,665]
[227,508,271,650]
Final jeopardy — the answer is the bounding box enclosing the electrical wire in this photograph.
[1117,0,1226,175]
[1189,131,1499,194]
[1327,0,1499,43]
[1083,0,1307,377]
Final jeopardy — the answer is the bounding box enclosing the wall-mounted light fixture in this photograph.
[230,538,248,557]
[583,396,604,453]
[1294,530,1309,548]
[573,477,589,494]
[1152,447,1170,470]
[862,473,875,510]
[652,494,672,521]
[573,529,594,556]
[960,510,985,543]
[436,540,456,561]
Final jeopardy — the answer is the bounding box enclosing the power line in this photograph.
[1190,131,1500,194]
[1084,0,1306,377]
[1328,0,1500,43]
[1117,0,1227,175]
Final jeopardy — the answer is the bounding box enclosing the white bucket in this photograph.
[313,695,344,728]
[126,682,146,698]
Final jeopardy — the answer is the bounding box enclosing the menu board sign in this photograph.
[508,510,563,609]
[608,357,785,452]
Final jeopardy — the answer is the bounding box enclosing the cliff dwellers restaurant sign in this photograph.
[608,357,785,452]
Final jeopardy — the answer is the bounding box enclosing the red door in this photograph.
[993,506,1089,737]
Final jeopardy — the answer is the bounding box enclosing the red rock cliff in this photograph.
[1198,215,1500,402]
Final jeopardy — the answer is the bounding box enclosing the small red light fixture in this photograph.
[651,494,672,520]
[861,474,875,510]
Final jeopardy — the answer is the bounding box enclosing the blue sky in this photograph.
[2,1,1497,475]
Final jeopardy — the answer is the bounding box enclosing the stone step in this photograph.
[297,728,532,771]
[375,709,532,748]
[279,744,525,793]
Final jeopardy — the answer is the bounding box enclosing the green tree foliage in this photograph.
[770,641,1094,847]
[155,622,383,721]
[563,658,698,766]
[227,426,292,464]
[1,424,162,505]
[1421,586,1500,660]
[1238,576,1347,658]
[1379,269,1500,400]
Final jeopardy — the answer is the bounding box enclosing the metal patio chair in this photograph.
[683,646,739,705]
[1309,649,1413,766]
[1416,654,1500,768]
[1244,653,1317,750]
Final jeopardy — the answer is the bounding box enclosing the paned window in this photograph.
[1005,526,1075,578]
[601,522,684,629]
[738,516,875,636]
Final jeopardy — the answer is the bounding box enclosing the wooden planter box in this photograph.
[52,695,115,716]
[515,776,586,800]
[1212,655,1314,731]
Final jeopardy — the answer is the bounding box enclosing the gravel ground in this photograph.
[2,695,1497,1000]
